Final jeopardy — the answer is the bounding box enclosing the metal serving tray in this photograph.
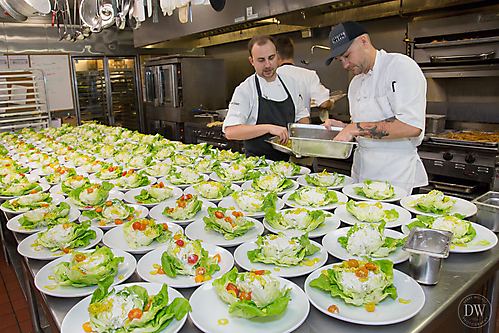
[266,136,293,155]
[288,123,357,159]
[430,130,499,148]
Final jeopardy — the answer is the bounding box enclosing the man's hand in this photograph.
[333,124,356,142]
[268,125,289,145]
[322,119,346,131]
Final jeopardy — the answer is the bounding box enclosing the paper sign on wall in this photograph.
[8,55,29,69]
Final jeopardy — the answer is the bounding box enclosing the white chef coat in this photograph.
[348,49,428,193]
[222,73,309,133]
[276,64,330,112]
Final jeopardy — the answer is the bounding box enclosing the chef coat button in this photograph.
[357,96,361,101]
[363,94,367,98]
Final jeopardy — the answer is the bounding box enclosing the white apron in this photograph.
[350,94,426,194]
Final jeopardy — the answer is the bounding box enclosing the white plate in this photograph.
[88,173,121,183]
[102,222,182,254]
[69,189,125,210]
[233,239,327,278]
[342,183,408,203]
[110,175,157,191]
[136,243,234,288]
[1,193,65,214]
[183,183,241,204]
[0,183,50,200]
[208,172,251,185]
[40,171,89,185]
[281,189,348,210]
[149,200,216,225]
[34,248,136,297]
[305,265,425,325]
[158,174,209,190]
[75,165,103,174]
[6,204,81,234]
[334,201,412,228]
[322,227,409,264]
[218,196,285,218]
[260,165,311,180]
[241,180,299,196]
[263,209,341,238]
[184,218,264,247]
[60,282,188,333]
[123,185,183,207]
[17,227,103,260]
[0,173,40,187]
[80,204,149,230]
[400,194,477,217]
[28,168,49,177]
[401,219,498,253]
[296,174,354,190]
[189,277,309,333]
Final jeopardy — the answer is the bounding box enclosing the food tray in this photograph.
[430,130,499,148]
[266,136,293,155]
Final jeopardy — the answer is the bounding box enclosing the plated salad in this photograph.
[265,208,330,232]
[305,170,345,187]
[232,190,276,212]
[160,231,220,279]
[82,199,136,226]
[169,167,203,185]
[203,207,255,240]
[2,191,52,212]
[83,160,108,173]
[337,222,406,257]
[126,155,154,169]
[247,233,320,267]
[134,183,174,204]
[408,190,456,214]
[269,160,301,177]
[170,154,195,166]
[0,172,30,186]
[152,144,175,160]
[211,149,243,161]
[52,246,124,288]
[115,170,151,189]
[34,221,96,252]
[213,267,292,319]
[236,155,268,169]
[162,194,202,220]
[61,175,91,194]
[251,171,294,193]
[354,180,396,200]
[69,182,114,208]
[113,151,132,164]
[143,162,173,177]
[193,181,233,199]
[288,187,338,207]
[18,202,72,229]
[123,218,171,249]
[182,143,212,156]
[309,258,397,311]
[215,162,254,182]
[406,214,476,244]
[346,200,399,223]
[94,165,123,180]
[84,280,191,333]
[193,158,219,173]
[44,166,77,183]
[0,183,41,197]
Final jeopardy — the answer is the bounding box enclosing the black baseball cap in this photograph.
[325,21,368,66]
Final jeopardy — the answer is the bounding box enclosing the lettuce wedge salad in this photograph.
[126,155,154,169]
[309,258,397,311]
[84,279,190,333]
[152,144,175,160]
[115,170,151,189]
[265,208,330,232]
[143,162,173,177]
[182,143,212,156]
[406,214,476,244]
[169,166,203,185]
[162,194,202,220]
[237,155,268,169]
[346,200,399,223]
[193,158,219,173]
[52,246,123,288]
[193,181,233,199]
[161,231,220,278]
[247,233,320,267]
[18,202,71,229]
[34,221,96,252]
[123,218,171,249]
[61,175,91,194]
[0,183,42,197]
[83,160,108,173]
[269,160,301,178]
[213,267,292,319]
[82,199,136,226]
[305,170,345,187]
[0,172,30,186]
[44,166,77,183]
[2,191,52,212]
[95,165,123,180]
[288,187,338,207]
[69,182,114,208]
[203,207,255,240]
[232,190,276,212]
[214,162,254,182]
[170,153,195,166]
[338,222,406,257]
[211,149,243,161]
[251,171,294,193]
[408,190,456,214]
[354,180,396,200]
[134,182,174,204]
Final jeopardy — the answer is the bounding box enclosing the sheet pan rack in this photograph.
[0,68,50,132]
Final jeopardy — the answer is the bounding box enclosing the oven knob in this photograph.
[443,152,453,161]
[465,154,475,163]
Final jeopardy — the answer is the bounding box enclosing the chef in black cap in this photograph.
[322,21,428,194]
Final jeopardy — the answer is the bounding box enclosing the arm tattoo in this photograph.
[356,117,396,139]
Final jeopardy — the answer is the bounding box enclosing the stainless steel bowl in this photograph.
[0,0,27,21]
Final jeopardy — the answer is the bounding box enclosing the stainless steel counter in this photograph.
[9,222,499,333]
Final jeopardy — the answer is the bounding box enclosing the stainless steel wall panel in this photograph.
[0,24,7,53]
[3,23,49,53]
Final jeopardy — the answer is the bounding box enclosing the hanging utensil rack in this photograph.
[0,68,50,132]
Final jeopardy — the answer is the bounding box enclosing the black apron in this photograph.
[243,75,295,161]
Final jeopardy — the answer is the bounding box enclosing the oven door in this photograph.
[144,66,158,106]
[158,64,179,107]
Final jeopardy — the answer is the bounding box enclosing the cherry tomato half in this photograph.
[176,239,185,247]
[185,194,193,200]
[195,267,206,276]
[214,211,225,219]
[144,299,153,311]
[138,222,147,231]
[355,267,369,278]
[74,254,86,262]
[348,259,359,268]
[252,270,265,275]
[226,283,239,297]
[162,223,169,231]
[365,263,376,271]
[328,305,339,314]
[239,291,252,301]
[188,254,199,265]
[132,221,142,230]
[128,308,143,321]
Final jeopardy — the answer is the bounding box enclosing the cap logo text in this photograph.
[331,31,346,44]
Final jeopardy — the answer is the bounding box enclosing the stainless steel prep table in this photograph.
[9,226,499,333]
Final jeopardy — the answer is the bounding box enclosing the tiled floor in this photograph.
[0,248,32,333]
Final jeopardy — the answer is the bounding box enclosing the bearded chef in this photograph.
[322,21,428,194]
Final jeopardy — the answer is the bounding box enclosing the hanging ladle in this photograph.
[74,0,85,40]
